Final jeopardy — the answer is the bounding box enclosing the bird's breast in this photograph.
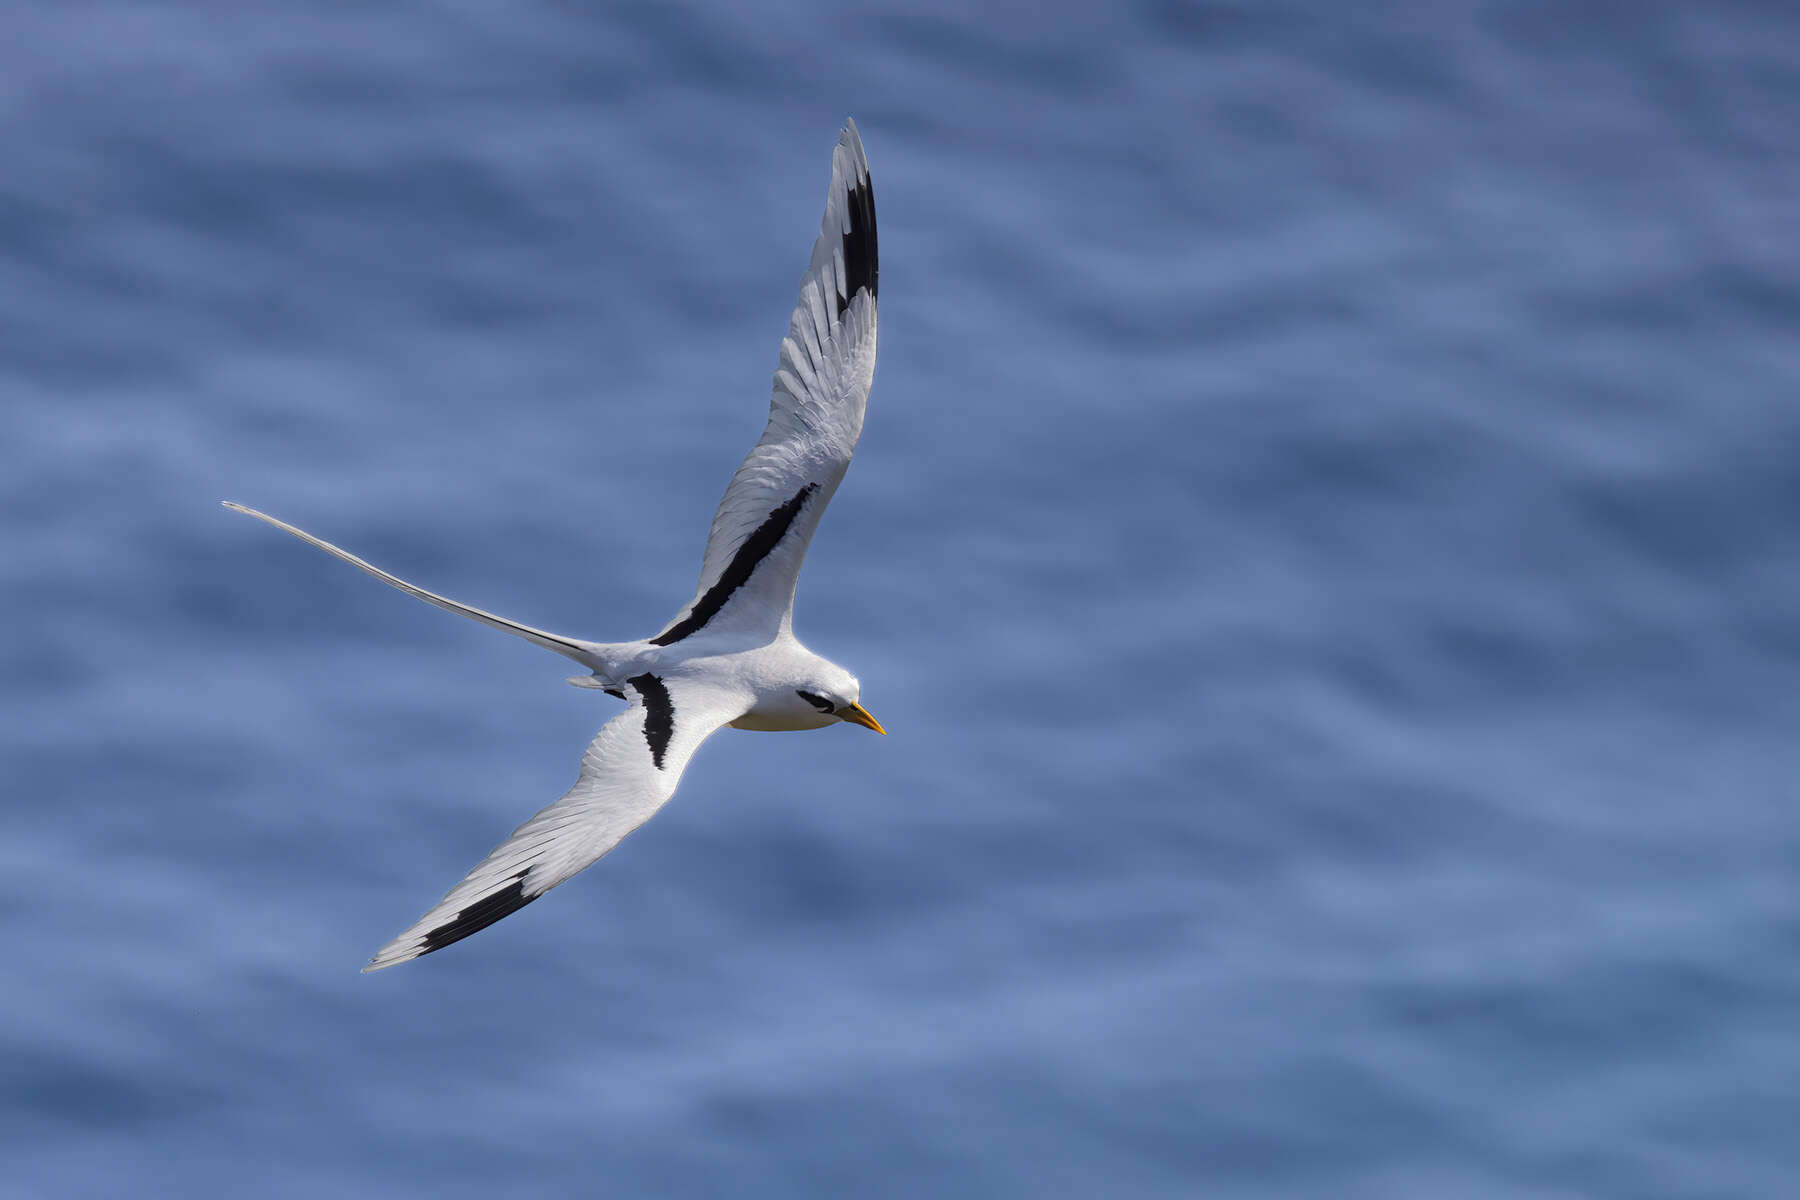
[728,707,835,732]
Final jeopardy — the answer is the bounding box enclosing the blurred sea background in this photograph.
[5,1,1798,1196]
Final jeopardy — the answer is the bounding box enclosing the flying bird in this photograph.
[224,120,882,971]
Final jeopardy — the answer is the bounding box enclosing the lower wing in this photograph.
[363,677,746,971]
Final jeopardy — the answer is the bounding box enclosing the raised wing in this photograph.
[363,677,747,971]
[652,119,878,648]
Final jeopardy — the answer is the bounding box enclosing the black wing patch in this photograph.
[629,672,675,769]
[418,873,536,957]
[651,483,819,646]
[836,171,878,318]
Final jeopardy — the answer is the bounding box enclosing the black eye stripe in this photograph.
[797,690,835,713]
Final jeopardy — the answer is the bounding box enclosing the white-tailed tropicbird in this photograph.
[224,120,883,972]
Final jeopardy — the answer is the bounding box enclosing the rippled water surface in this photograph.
[6,2,1800,1196]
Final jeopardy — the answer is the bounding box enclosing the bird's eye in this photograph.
[796,690,835,713]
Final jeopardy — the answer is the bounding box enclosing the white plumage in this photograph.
[668,125,877,645]
[224,120,883,971]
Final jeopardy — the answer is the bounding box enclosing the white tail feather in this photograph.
[222,501,604,668]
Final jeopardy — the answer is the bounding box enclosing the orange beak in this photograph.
[837,702,887,735]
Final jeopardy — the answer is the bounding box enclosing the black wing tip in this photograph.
[416,874,537,957]
[837,169,878,318]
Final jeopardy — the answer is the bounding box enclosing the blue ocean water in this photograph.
[5,1,1799,1195]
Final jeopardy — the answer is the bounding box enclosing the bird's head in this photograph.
[794,669,885,734]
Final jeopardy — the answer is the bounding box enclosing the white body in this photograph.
[573,634,850,732]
